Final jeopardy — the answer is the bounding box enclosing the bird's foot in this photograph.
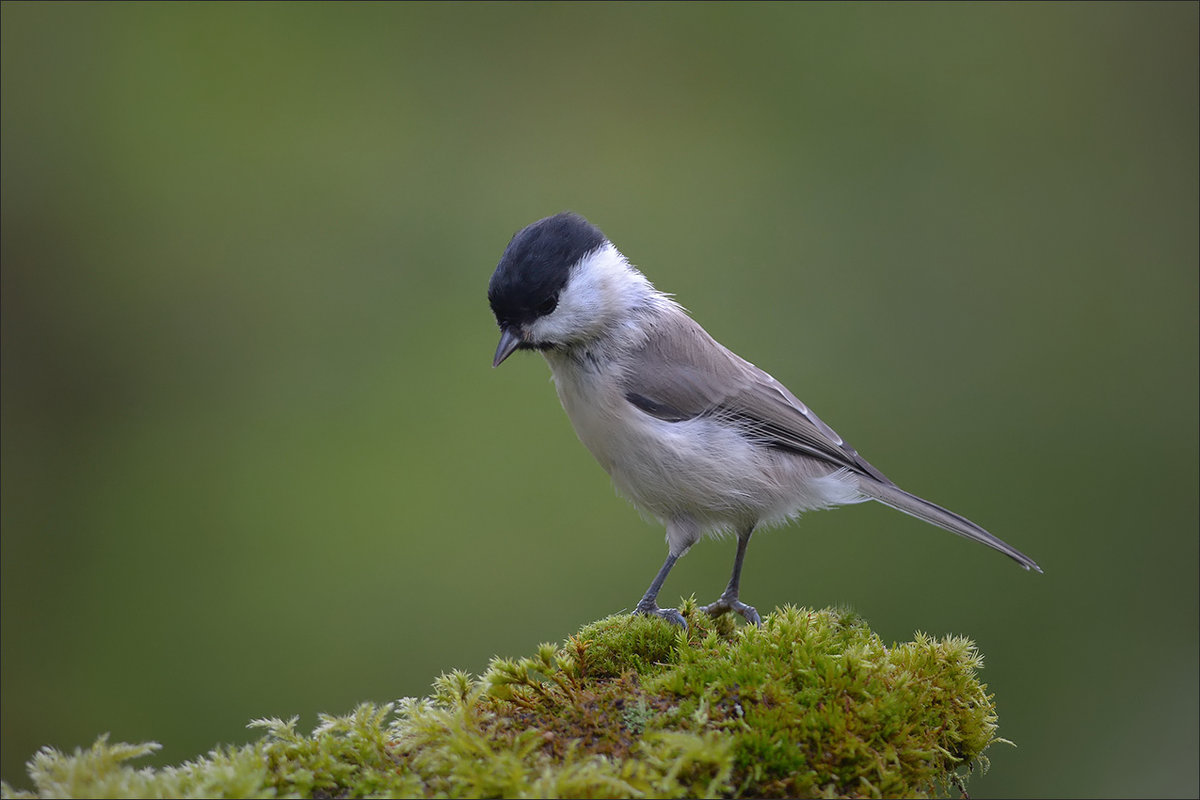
[702,594,761,626]
[633,599,687,630]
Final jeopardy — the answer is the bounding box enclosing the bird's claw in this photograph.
[633,600,687,630]
[702,595,761,626]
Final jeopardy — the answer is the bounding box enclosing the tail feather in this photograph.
[857,479,1042,573]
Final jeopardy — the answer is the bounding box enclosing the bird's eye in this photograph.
[536,296,558,316]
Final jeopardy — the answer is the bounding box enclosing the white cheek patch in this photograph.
[527,305,578,345]
[528,243,650,346]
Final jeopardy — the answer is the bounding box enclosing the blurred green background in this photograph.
[2,2,1196,797]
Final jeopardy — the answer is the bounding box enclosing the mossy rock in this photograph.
[1,603,1005,799]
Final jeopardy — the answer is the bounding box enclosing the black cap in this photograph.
[488,212,606,329]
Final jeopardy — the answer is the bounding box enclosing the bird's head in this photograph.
[487,212,655,367]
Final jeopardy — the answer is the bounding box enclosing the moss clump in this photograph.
[2,603,1005,799]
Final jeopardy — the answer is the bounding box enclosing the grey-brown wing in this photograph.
[622,311,892,484]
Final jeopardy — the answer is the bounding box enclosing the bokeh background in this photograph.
[2,3,1196,797]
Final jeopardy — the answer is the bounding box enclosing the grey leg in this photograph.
[633,553,687,629]
[702,527,761,625]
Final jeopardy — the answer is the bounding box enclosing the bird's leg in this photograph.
[633,553,687,629]
[702,527,761,625]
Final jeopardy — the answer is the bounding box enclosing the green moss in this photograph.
[1,605,1007,799]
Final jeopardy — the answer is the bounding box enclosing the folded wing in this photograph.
[621,310,892,484]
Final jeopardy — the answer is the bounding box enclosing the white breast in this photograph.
[541,350,861,538]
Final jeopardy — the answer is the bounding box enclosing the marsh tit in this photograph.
[488,212,1041,628]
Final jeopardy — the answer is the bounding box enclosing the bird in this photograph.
[487,211,1041,628]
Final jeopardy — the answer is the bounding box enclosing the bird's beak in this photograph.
[492,327,523,367]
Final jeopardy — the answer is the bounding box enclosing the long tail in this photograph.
[857,479,1042,573]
